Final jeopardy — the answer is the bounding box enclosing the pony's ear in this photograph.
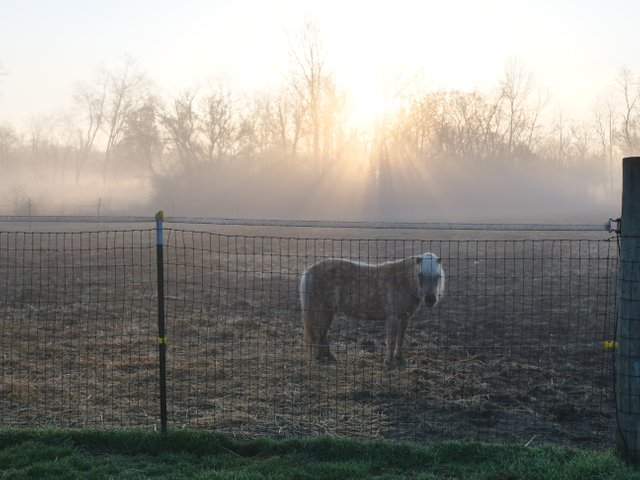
[415,256,422,265]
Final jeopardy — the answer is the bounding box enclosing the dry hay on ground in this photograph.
[0,227,617,448]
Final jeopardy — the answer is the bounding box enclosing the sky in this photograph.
[0,0,639,129]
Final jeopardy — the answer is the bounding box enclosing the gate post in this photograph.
[617,156,640,460]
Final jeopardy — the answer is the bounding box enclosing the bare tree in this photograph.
[617,68,640,155]
[116,96,163,178]
[160,89,203,170]
[569,121,595,163]
[499,58,536,160]
[0,123,18,170]
[275,85,305,159]
[69,75,107,182]
[547,109,569,167]
[244,91,277,157]
[477,91,507,162]
[286,17,332,165]
[248,85,305,159]
[200,83,237,163]
[396,88,502,164]
[319,76,349,165]
[102,57,151,181]
[397,90,449,162]
[27,115,63,177]
[448,90,486,159]
[594,90,618,193]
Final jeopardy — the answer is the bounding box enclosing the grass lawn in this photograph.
[0,429,637,479]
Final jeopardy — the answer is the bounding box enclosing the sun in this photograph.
[347,80,390,129]
[337,59,416,134]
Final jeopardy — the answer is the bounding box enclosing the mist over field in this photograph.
[142,155,616,223]
[0,148,618,224]
[0,20,633,224]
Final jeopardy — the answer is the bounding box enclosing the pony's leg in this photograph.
[394,317,410,366]
[384,317,399,367]
[302,309,314,360]
[318,331,336,363]
[315,312,336,363]
[311,317,323,361]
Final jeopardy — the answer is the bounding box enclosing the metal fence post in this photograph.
[155,210,168,433]
[617,156,640,461]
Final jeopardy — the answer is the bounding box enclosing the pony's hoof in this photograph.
[316,354,337,364]
[384,358,405,370]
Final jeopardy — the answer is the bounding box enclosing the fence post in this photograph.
[155,210,168,434]
[617,156,640,461]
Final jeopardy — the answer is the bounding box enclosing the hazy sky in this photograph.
[1,0,638,128]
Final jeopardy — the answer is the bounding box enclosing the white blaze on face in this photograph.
[417,253,445,307]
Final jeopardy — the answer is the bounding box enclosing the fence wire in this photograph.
[0,227,619,448]
[0,230,158,427]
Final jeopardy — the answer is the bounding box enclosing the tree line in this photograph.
[0,22,637,219]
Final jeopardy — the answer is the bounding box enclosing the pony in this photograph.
[299,252,445,368]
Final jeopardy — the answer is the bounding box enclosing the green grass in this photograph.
[0,429,637,479]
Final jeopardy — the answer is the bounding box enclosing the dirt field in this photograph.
[0,223,619,448]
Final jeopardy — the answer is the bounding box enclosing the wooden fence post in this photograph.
[617,156,640,460]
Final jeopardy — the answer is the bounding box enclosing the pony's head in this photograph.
[415,252,445,307]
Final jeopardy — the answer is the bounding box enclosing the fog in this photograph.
[152,159,617,224]
[0,31,632,225]
[0,149,619,224]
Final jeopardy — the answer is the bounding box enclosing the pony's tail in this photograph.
[299,270,314,360]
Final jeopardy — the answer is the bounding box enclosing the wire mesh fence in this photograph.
[0,230,158,427]
[0,225,619,448]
